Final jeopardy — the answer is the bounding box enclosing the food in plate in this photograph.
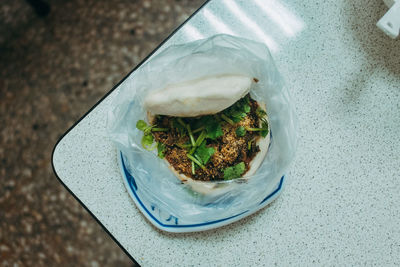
[136,74,270,194]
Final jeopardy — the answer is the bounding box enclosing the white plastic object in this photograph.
[377,0,400,39]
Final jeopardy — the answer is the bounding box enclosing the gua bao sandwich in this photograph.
[136,74,270,194]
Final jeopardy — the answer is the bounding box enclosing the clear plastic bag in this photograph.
[107,34,297,223]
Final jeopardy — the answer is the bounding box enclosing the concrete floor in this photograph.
[0,0,205,265]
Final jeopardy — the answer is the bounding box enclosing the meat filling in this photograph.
[151,95,265,181]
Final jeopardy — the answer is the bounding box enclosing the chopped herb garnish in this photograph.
[244,94,250,104]
[192,126,205,134]
[231,110,247,123]
[235,126,246,137]
[245,127,263,132]
[136,120,153,134]
[244,120,268,137]
[176,143,192,149]
[260,119,269,137]
[157,142,166,159]
[194,141,215,165]
[136,120,147,131]
[137,120,157,150]
[191,161,195,175]
[172,118,186,136]
[151,127,168,132]
[136,119,168,133]
[223,162,246,180]
[194,153,203,163]
[220,114,235,125]
[189,146,196,155]
[194,130,207,147]
[243,104,251,113]
[203,117,223,140]
[141,134,156,151]
[256,107,267,118]
[187,154,205,170]
[177,118,186,128]
[191,117,205,129]
[187,124,196,146]
[248,139,253,150]
[223,96,251,123]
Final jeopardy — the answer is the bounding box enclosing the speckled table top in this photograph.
[1,0,204,266]
[53,0,400,266]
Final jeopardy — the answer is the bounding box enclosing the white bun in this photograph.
[144,74,254,117]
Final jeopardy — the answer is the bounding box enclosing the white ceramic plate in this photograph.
[118,152,284,233]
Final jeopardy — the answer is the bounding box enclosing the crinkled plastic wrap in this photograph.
[107,34,297,223]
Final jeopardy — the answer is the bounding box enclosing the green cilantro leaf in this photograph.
[141,134,156,150]
[223,97,250,123]
[248,139,253,150]
[231,116,241,123]
[243,104,251,113]
[256,107,267,118]
[223,166,236,180]
[261,120,269,137]
[194,130,207,147]
[144,126,153,135]
[191,161,195,175]
[172,118,186,136]
[231,110,247,122]
[136,120,148,131]
[235,126,246,137]
[194,141,215,165]
[223,162,246,180]
[200,116,223,140]
[207,123,223,140]
[157,142,166,159]
[192,116,208,130]
[244,94,250,104]
[187,154,205,170]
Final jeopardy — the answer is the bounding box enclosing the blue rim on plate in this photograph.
[118,152,285,233]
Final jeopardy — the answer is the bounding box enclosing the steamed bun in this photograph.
[143,74,253,117]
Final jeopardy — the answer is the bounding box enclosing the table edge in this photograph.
[51,1,211,264]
